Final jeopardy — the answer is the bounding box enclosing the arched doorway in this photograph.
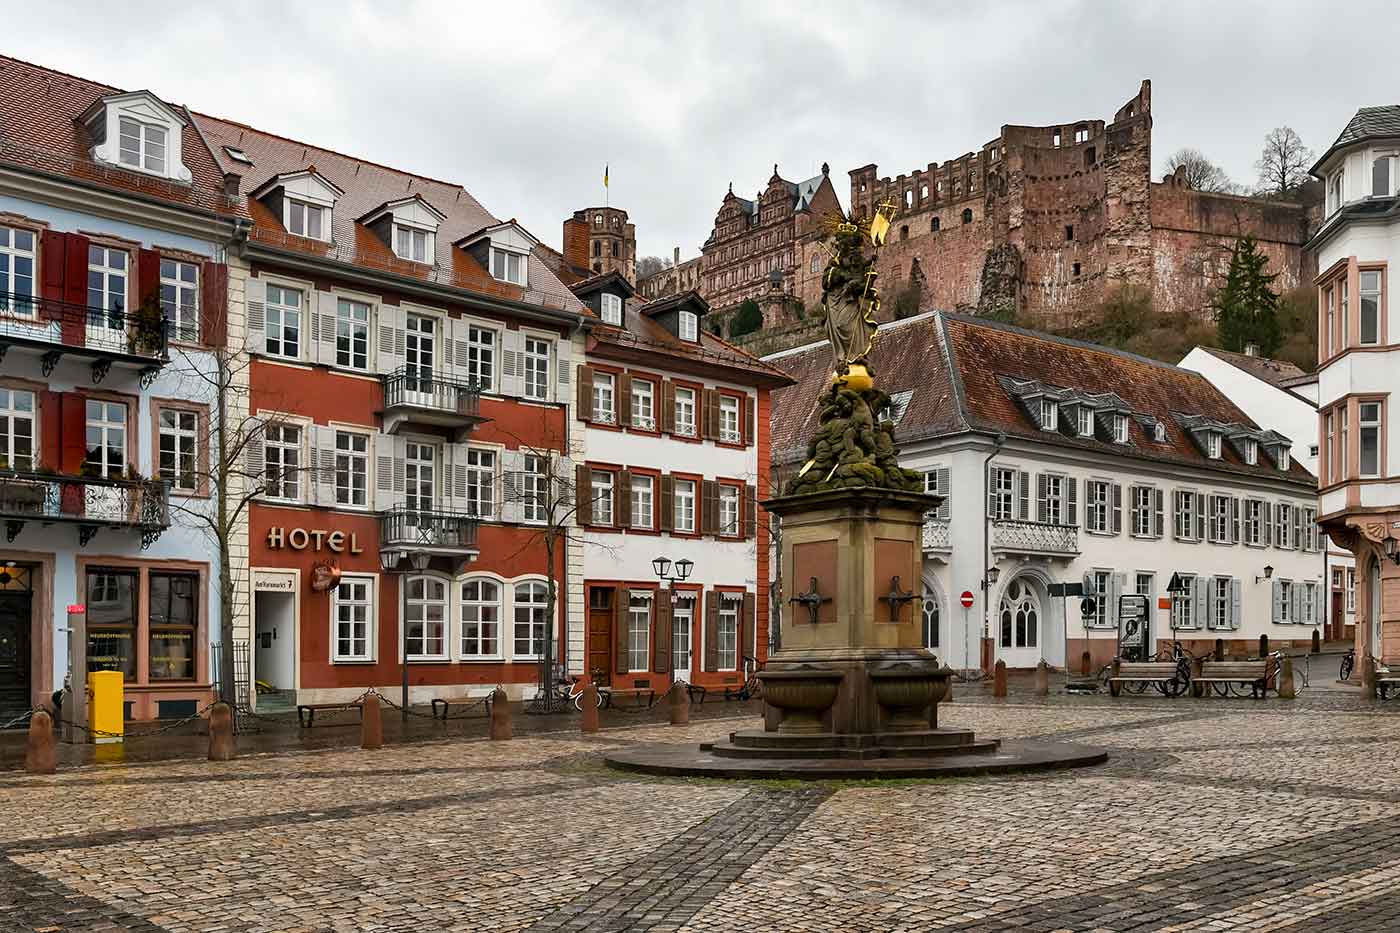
[998,576,1043,668]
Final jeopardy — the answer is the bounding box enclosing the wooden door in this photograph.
[587,587,614,686]
[0,593,32,720]
[1331,591,1344,642]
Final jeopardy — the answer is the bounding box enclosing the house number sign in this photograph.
[266,527,365,554]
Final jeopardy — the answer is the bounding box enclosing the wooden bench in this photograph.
[1192,659,1272,699]
[1108,661,1185,697]
[599,687,656,710]
[1375,659,1400,698]
[297,701,362,727]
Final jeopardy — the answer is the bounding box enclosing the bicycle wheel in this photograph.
[1341,656,1355,682]
[1127,679,1151,695]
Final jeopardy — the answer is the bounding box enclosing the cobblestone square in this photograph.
[4,691,1399,932]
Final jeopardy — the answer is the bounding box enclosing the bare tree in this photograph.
[635,255,673,280]
[1164,148,1234,193]
[1255,127,1314,197]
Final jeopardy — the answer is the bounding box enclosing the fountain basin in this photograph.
[757,669,842,734]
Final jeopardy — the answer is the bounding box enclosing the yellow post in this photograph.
[87,670,124,744]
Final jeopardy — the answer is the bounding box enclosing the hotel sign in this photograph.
[266,527,365,554]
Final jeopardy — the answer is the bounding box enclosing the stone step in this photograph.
[728,727,979,751]
[709,737,1002,762]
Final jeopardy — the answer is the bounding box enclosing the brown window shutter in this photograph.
[618,469,632,527]
[576,364,594,423]
[39,230,66,314]
[744,395,756,447]
[60,393,87,473]
[741,592,755,666]
[660,380,675,434]
[659,474,674,531]
[614,589,629,674]
[200,260,228,348]
[743,484,758,539]
[618,373,632,427]
[137,248,160,309]
[701,480,718,535]
[652,592,672,674]
[576,464,592,525]
[703,590,720,672]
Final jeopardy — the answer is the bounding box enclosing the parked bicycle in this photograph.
[1340,648,1356,682]
[552,673,604,711]
[725,655,764,702]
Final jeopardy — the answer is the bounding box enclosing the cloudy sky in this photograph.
[8,1,1396,261]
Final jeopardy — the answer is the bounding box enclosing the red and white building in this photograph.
[191,113,589,705]
[561,262,791,693]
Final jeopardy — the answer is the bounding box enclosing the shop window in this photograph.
[87,569,139,680]
[148,572,197,680]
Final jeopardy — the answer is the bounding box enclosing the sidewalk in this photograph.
[0,694,764,773]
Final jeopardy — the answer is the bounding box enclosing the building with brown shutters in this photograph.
[0,56,241,722]
[567,271,792,693]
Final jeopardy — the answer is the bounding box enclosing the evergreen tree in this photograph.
[729,298,764,338]
[1213,235,1282,355]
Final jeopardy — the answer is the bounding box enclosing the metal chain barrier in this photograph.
[598,680,684,715]
[58,701,220,741]
[1,708,39,731]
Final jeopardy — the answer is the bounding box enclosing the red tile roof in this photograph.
[1196,346,1309,389]
[767,312,1316,486]
[0,55,239,216]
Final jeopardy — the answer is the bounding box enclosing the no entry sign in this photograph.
[960,591,974,609]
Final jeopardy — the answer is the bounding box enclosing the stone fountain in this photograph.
[605,208,1106,780]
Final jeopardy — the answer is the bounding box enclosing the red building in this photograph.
[192,114,588,706]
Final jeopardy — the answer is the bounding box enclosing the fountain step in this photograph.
[729,728,980,751]
[709,737,1002,761]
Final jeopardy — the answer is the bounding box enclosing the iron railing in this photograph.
[0,291,170,364]
[922,517,952,551]
[379,505,480,552]
[382,368,483,419]
[0,470,170,548]
[990,518,1079,555]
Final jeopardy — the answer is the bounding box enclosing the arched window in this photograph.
[962,208,973,225]
[931,217,941,232]
[514,580,549,659]
[999,579,1039,651]
[461,578,501,658]
[404,576,447,660]
[810,253,820,273]
[922,582,940,649]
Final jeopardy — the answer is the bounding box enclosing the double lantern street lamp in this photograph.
[652,556,694,596]
[381,549,432,721]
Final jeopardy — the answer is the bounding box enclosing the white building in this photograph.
[1309,105,1400,662]
[1180,346,1353,640]
[768,312,1322,672]
[567,275,791,693]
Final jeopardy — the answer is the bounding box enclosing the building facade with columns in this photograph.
[767,312,1322,672]
[1308,105,1400,666]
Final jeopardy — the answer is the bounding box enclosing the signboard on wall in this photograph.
[266,527,365,554]
[253,575,296,593]
[310,562,342,593]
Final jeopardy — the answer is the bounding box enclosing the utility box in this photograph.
[87,670,124,744]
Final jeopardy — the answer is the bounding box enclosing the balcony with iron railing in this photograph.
[0,469,170,548]
[922,516,952,558]
[0,292,170,386]
[990,519,1080,558]
[379,505,481,560]
[380,368,489,439]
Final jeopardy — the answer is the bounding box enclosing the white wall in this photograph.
[1178,349,1318,472]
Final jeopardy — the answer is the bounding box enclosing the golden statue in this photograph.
[816,199,897,391]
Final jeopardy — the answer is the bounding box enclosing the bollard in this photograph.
[360,693,383,750]
[489,688,512,740]
[1214,638,1224,661]
[25,708,55,774]
[1080,650,1092,678]
[1364,656,1378,699]
[992,659,1007,698]
[668,683,690,726]
[207,701,235,761]
[1034,660,1049,697]
[1311,629,1321,655]
[579,683,600,734]
[1109,658,1123,698]
[1278,657,1297,699]
[1259,634,1269,658]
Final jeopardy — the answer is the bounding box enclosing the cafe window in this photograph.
[149,572,198,680]
[86,569,139,681]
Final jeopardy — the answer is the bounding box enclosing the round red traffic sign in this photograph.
[960,591,974,608]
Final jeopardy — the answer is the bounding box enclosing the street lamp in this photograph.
[653,555,695,604]
[1255,564,1274,584]
[389,550,431,721]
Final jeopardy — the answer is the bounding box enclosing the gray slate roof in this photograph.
[1313,105,1400,173]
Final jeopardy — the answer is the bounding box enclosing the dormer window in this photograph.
[458,221,536,290]
[395,226,432,263]
[1205,431,1221,459]
[360,196,445,265]
[1077,407,1094,438]
[287,200,326,240]
[679,310,698,342]
[601,293,623,326]
[492,250,527,286]
[1152,421,1167,443]
[119,117,166,174]
[1113,414,1129,444]
[1276,447,1291,471]
[1242,438,1258,465]
[1039,399,1058,431]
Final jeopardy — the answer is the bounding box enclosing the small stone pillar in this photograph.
[489,688,512,740]
[668,684,690,726]
[580,683,600,734]
[992,659,1007,698]
[1034,660,1049,696]
[1109,658,1123,698]
[1191,657,1205,698]
[1080,650,1092,678]
[1278,657,1297,699]
[25,708,55,774]
[1311,629,1321,654]
[1259,634,1269,658]
[360,693,383,750]
[1364,656,1378,699]
[207,701,235,761]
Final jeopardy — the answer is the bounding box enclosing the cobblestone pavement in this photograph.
[5,687,1400,932]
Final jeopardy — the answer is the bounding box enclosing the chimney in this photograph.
[562,217,589,271]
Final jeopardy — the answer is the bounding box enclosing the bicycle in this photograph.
[552,673,604,712]
[1340,648,1355,683]
[725,655,764,702]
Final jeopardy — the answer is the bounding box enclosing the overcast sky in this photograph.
[9,2,1397,261]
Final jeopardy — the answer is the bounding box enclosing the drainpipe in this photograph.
[980,434,1005,672]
